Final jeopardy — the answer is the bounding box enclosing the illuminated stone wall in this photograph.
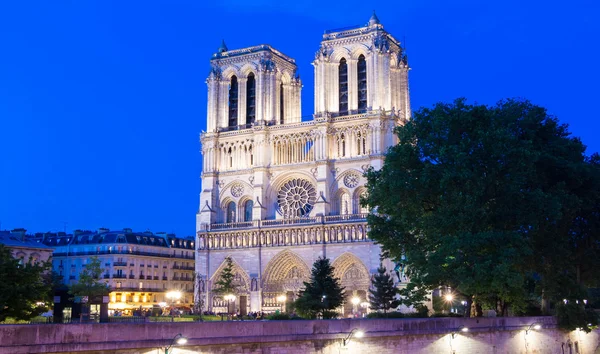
[1,317,598,354]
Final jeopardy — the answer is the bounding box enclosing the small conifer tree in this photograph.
[212,256,236,295]
[369,264,400,314]
[295,257,345,319]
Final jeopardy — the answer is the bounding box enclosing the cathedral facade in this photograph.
[195,13,410,316]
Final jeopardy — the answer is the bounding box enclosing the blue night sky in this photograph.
[0,1,598,237]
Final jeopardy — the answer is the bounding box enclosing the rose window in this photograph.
[277,178,317,218]
[231,183,244,198]
[343,172,360,188]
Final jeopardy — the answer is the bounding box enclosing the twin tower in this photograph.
[204,12,410,133]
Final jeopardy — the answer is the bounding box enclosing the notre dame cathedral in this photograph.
[195,13,410,316]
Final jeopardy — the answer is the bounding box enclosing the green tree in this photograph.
[363,98,600,320]
[212,256,237,295]
[69,256,110,300]
[369,265,400,314]
[0,245,52,322]
[294,257,345,319]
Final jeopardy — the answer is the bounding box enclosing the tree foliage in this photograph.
[69,256,110,299]
[0,245,52,322]
[212,256,237,295]
[294,257,345,319]
[363,98,600,318]
[369,264,400,313]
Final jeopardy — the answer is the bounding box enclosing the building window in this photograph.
[280,82,284,124]
[339,58,348,115]
[357,55,367,111]
[226,201,236,223]
[244,200,253,222]
[341,193,350,215]
[228,75,238,127]
[246,73,256,124]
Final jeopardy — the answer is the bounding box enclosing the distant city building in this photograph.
[40,229,195,313]
[0,228,53,264]
[196,13,410,316]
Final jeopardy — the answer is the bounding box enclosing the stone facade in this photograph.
[195,14,410,315]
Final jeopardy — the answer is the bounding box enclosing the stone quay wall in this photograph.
[0,316,598,354]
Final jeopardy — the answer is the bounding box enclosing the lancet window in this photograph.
[280,82,284,124]
[246,73,256,124]
[339,58,348,115]
[226,202,236,223]
[340,192,351,215]
[244,200,253,222]
[228,76,239,127]
[357,55,367,111]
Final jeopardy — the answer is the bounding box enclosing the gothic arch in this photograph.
[262,249,310,293]
[210,256,251,294]
[221,66,241,80]
[350,44,370,60]
[240,63,258,77]
[353,186,368,214]
[280,70,293,84]
[332,252,370,291]
[330,47,351,63]
[329,169,364,196]
[219,180,254,202]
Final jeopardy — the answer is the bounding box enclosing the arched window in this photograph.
[339,134,346,157]
[339,58,348,115]
[228,76,238,127]
[244,200,253,221]
[246,73,255,124]
[280,82,284,124]
[359,191,369,214]
[228,147,233,168]
[357,55,367,111]
[341,193,350,215]
[226,202,236,223]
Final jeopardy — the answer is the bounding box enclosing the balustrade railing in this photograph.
[198,214,370,250]
[205,213,368,231]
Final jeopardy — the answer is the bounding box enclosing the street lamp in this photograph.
[351,296,360,317]
[343,328,365,346]
[224,294,236,319]
[164,333,187,354]
[525,323,542,335]
[451,326,469,339]
[166,290,182,317]
[276,294,287,313]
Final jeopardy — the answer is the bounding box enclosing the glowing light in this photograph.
[276,295,287,303]
[533,324,541,330]
[224,294,236,301]
[444,294,454,302]
[176,337,188,345]
[351,297,361,305]
[461,327,469,332]
[355,330,364,338]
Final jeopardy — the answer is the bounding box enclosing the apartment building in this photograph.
[41,228,195,313]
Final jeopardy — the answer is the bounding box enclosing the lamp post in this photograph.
[276,294,287,313]
[224,294,236,320]
[166,290,182,318]
[525,323,542,335]
[164,333,187,354]
[343,328,365,346]
[351,296,360,317]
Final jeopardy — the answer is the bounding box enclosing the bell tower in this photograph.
[313,12,410,120]
[205,42,302,133]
